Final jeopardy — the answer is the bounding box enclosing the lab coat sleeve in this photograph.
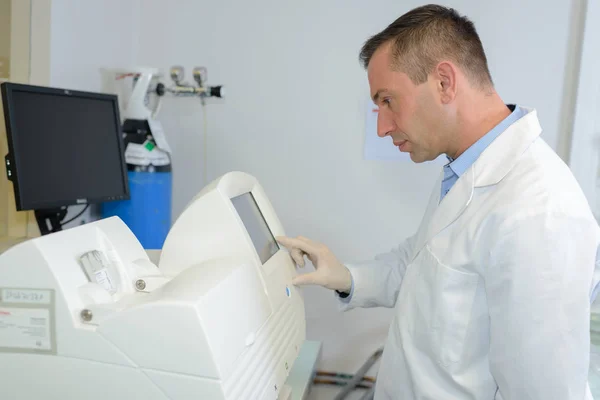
[485,211,598,400]
[337,233,416,310]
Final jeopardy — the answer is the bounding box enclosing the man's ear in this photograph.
[434,61,457,104]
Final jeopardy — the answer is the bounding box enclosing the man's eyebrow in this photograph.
[372,89,388,103]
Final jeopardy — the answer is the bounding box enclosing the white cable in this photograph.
[202,101,208,186]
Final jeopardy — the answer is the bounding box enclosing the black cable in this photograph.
[60,204,90,226]
[316,371,376,383]
[313,378,372,390]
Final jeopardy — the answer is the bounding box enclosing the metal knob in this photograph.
[170,66,184,85]
[135,279,146,291]
[192,66,206,86]
[81,309,93,322]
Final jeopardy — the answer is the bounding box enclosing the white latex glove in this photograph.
[276,235,352,292]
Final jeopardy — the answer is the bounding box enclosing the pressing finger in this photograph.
[292,236,321,255]
[276,236,311,254]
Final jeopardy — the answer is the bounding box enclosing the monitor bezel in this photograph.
[1,82,130,211]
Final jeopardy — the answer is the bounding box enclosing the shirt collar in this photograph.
[446,104,526,177]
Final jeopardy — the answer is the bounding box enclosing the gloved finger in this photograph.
[290,248,306,267]
[276,236,315,255]
[293,236,321,255]
[276,236,297,250]
[292,271,320,286]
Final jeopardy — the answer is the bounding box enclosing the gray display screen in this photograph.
[231,192,280,264]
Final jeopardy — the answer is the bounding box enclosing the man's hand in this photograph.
[277,236,352,292]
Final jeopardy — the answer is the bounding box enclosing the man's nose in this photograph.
[377,108,395,138]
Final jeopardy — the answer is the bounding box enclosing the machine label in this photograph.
[1,288,52,305]
[0,308,52,351]
[0,288,56,354]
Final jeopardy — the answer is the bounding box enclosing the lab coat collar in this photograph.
[410,107,541,260]
[473,107,542,187]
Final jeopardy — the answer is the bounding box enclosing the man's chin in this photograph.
[409,153,425,163]
[409,151,438,164]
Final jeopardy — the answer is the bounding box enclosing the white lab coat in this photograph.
[341,108,600,399]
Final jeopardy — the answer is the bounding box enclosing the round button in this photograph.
[245,332,256,346]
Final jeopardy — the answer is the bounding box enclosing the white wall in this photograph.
[49,0,139,92]
[45,0,587,397]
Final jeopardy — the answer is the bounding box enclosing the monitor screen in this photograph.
[1,83,129,210]
[231,192,279,264]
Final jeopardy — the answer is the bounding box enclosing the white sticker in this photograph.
[0,308,52,351]
[125,142,151,166]
[94,269,114,292]
[148,118,172,154]
[148,147,171,166]
[1,289,52,305]
[125,143,170,167]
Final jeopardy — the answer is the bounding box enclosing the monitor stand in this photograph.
[34,208,68,235]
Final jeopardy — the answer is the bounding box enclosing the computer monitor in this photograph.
[1,82,129,234]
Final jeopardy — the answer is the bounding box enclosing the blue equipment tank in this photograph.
[101,119,172,249]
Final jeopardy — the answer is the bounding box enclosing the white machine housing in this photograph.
[0,171,306,400]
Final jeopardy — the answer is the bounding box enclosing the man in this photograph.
[277,4,600,399]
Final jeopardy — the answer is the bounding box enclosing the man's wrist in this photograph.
[336,267,353,298]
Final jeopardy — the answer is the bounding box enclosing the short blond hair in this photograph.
[360,4,493,89]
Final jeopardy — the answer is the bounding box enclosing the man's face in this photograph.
[368,45,447,163]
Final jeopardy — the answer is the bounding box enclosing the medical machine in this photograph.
[0,82,130,235]
[0,171,306,400]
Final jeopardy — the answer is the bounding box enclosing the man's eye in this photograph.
[382,98,391,105]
